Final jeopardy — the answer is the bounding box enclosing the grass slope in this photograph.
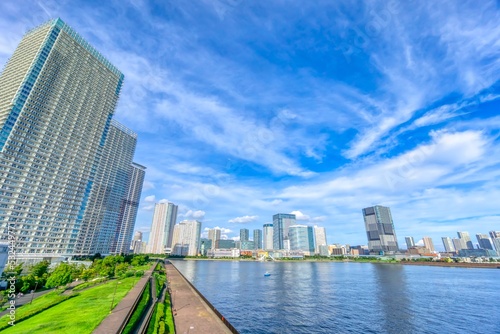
[2,276,136,334]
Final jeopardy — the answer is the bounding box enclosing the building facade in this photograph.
[263,223,273,250]
[422,236,435,253]
[147,202,178,254]
[253,229,262,249]
[75,121,141,255]
[289,225,315,255]
[441,237,455,253]
[457,231,474,250]
[171,220,201,256]
[240,228,249,242]
[362,206,399,253]
[405,236,415,249]
[313,226,327,255]
[273,213,296,250]
[452,238,465,253]
[208,228,221,250]
[490,231,500,256]
[476,234,493,250]
[112,162,146,254]
[0,18,125,260]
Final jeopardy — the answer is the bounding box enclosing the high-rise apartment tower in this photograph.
[0,19,127,260]
[148,202,178,254]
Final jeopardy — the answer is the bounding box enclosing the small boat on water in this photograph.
[264,272,271,277]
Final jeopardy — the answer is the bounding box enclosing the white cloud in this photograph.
[183,210,206,220]
[228,215,259,224]
[144,195,156,202]
[290,211,310,221]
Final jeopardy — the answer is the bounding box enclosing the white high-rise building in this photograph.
[313,226,327,254]
[171,220,201,256]
[452,238,465,253]
[148,202,178,254]
[208,228,221,250]
[76,121,143,256]
[422,236,435,253]
[457,231,474,249]
[113,162,146,254]
[263,224,273,250]
[441,237,455,253]
[0,18,125,260]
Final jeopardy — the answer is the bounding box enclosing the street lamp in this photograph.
[30,281,39,305]
[110,281,121,312]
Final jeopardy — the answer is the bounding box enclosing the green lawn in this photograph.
[2,276,137,334]
[0,290,74,331]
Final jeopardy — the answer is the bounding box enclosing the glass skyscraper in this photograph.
[273,213,296,250]
[289,225,315,255]
[362,205,399,253]
[253,229,262,249]
[0,19,126,260]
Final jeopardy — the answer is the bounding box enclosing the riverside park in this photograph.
[0,255,175,334]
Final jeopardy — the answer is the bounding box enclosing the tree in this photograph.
[46,263,74,288]
[31,260,50,277]
[81,268,95,282]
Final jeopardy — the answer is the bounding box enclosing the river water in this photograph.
[170,260,500,334]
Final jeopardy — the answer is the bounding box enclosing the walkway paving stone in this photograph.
[166,261,234,334]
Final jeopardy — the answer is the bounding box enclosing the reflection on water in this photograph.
[373,264,413,334]
[172,260,500,334]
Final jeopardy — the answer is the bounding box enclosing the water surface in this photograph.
[171,260,500,334]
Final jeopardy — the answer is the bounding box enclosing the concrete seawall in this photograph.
[166,260,237,334]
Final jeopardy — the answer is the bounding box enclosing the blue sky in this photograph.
[1,0,499,250]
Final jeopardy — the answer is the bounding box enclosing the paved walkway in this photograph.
[166,261,234,334]
[93,263,156,334]
[0,288,54,317]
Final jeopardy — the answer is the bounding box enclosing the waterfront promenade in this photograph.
[165,261,234,334]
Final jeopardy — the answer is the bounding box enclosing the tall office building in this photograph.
[476,234,493,250]
[362,206,399,253]
[253,229,262,250]
[405,237,415,249]
[171,220,201,256]
[457,231,474,250]
[490,231,500,256]
[263,223,273,250]
[273,213,296,250]
[313,226,327,254]
[75,120,141,255]
[0,18,125,260]
[289,225,315,255]
[148,202,178,254]
[208,228,221,250]
[452,238,465,253]
[112,162,146,254]
[441,237,455,253]
[422,236,435,253]
[240,228,249,242]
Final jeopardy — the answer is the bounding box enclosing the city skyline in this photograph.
[1,2,498,248]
